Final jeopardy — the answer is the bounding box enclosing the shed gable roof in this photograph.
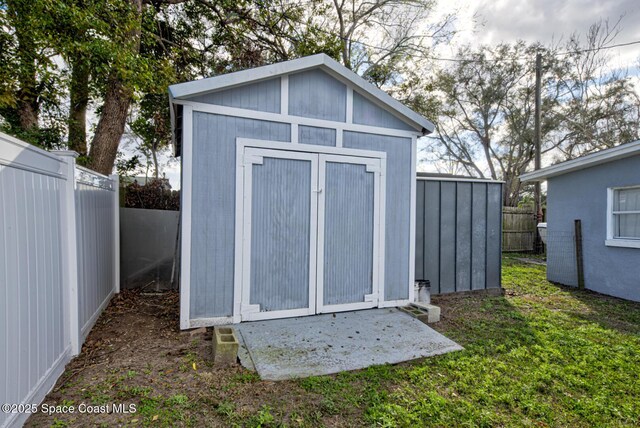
[168,54,434,134]
[520,140,640,182]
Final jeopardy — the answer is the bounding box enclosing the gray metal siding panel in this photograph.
[486,184,503,289]
[416,179,502,294]
[299,125,336,146]
[439,182,457,293]
[343,132,412,301]
[250,157,312,311]
[455,183,472,292]
[471,183,488,290]
[546,154,640,301]
[415,180,425,281]
[423,181,441,292]
[323,162,375,305]
[190,113,291,318]
[352,91,415,131]
[188,78,281,113]
[289,69,346,122]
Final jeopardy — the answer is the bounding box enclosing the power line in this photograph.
[556,39,640,56]
[270,2,640,64]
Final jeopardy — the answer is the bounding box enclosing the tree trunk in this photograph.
[87,0,142,175]
[68,54,90,156]
[151,141,159,179]
[88,76,134,175]
[9,0,39,131]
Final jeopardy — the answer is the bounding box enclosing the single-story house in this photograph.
[521,141,640,302]
[168,54,436,328]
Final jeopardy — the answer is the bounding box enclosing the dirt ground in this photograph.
[24,288,505,427]
[25,290,369,427]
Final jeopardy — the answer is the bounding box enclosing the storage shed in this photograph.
[521,141,640,302]
[169,54,434,328]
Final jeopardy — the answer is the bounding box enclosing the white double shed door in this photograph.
[236,142,386,321]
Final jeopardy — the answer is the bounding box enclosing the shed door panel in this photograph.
[241,149,317,321]
[317,155,382,312]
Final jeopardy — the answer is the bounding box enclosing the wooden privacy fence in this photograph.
[502,206,537,252]
[0,132,119,428]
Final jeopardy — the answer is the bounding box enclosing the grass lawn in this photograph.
[27,257,640,427]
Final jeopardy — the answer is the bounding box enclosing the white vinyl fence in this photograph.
[0,132,119,428]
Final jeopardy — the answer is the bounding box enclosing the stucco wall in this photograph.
[546,154,640,301]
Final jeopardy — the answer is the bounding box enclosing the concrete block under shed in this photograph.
[212,327,239,365]
[399,303,441,323]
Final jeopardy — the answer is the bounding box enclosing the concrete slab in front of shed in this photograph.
[236,308,463,380]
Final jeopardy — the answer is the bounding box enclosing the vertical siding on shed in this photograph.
[486,184,503,289]
[471,183,488,290]
[190,113,291,319]
[455,183,472,292]
[343,131,412,301]
[352,91,415,131]
[288,69,346,122]
[298,125,336,146]
[415,179,503,294]
[439,182,457,293]
[323,162,375,305]
[187,78,281,113]
[250,157,312,311]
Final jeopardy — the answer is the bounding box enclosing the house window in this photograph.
[606,186,640,248]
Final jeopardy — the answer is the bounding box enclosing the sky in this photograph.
[152,0,640,188]
[416,0,640,174]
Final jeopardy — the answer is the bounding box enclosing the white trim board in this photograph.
[179,106,194,330]
[521,140,640,182]
[605,185,640,249]
[168,53,434,133]
[237,138,388,159]
[173,99,420,139]
[417,176,505,184]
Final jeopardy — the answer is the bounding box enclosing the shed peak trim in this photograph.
[168,54,434,134]
[520,140,640,182]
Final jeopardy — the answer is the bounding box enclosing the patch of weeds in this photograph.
[215,400,237,421]
[231,371,260,384]
[116,385,152,400]
[244,405,276,428]
[51,419,69,428]
[137,394,194,427]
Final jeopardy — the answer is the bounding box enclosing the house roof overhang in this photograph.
[520,140,640,182]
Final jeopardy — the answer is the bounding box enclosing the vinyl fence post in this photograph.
[110,174,120,294]
[54,151,81,356]
[574,219,585,290]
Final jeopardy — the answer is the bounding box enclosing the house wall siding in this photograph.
[546,154,640,301]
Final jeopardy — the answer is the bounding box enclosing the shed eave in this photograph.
[520,140,640,182]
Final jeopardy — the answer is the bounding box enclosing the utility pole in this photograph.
[534,53,543,253]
